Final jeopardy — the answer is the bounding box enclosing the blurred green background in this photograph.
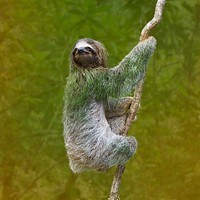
[0,0,200,199]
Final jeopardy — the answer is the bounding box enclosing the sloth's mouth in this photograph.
[76,52,91,58]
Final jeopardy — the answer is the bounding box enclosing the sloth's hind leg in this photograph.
[98,134,137,169]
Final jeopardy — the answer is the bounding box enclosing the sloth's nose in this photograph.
[77,47,85,53]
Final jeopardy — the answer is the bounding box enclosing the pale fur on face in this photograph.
[75,40,94,50]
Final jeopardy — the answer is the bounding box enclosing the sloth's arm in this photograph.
[105,37,156,96]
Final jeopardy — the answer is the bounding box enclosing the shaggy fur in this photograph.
[63,37,156,173]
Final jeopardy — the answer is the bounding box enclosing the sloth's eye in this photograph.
[72,48,77,55]
[85,47,96,55]
[85,47,92,51]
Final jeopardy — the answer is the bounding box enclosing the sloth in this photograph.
[63,37,156,173]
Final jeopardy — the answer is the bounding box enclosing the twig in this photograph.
[108,1,166,199]
[140,0,166,42]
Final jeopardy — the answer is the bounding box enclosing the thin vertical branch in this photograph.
[108,1,166,199]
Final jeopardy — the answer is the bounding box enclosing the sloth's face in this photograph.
[72,39,105,68]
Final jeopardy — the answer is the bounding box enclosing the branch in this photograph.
[108,1,166,199]
[140,0,166,42]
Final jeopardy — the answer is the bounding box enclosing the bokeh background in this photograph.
[0,0,200,199]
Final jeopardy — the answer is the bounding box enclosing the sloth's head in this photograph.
[71,38,107,69]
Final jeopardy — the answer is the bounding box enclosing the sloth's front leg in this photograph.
[105,97,136,135]
[105,97,133,117]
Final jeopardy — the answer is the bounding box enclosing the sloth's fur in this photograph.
[63,37,156,173]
